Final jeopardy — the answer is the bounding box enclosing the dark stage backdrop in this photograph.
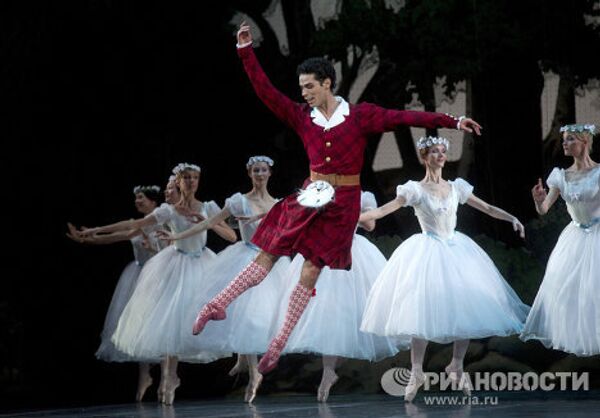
[2,0,600,411]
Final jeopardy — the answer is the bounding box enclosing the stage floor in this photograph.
[3,392,600,418]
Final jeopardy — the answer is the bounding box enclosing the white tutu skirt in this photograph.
[196,242,290,354]
[111,246,229,363]
[361,232,530,348]
[278,235,399,360]
[96,261,142,362]
[521,223,600,356]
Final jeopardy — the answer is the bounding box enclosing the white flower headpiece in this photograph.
[172,162,201,175]
[133,185,161,195]
[416,136,450,150]
[560,124,596,136]
[246,155,275,169]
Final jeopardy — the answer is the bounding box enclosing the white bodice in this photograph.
[396,178,473,239]
[151,201,221,255]
[130,223,167,266]
[547,166,600,226]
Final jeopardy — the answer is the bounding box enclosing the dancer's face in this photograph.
[178,170,200,194]
[248,162,271,187]
[562,132,589,157]
[164,181,181,204]
[134,192,156,214]
[299,73,331,108]
[424,144,447,169]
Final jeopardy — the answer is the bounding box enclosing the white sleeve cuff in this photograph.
[236,41,253,49]
[456,115,465,130]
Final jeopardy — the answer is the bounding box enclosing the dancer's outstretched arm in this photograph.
[465,195,525,238]
[358,217,376,232]
[212,219,237,243]
[359,196,407,223]
[75,214,158,239]
[158,208,233,241]
[531,178,560,215]
[236,22,303,133]
[66,222,141,244]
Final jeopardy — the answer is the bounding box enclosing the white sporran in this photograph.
[297,180,335,208]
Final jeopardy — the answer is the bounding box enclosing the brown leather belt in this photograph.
[310,170,360,186]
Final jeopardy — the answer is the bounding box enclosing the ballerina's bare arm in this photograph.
[67,222,142,244]
[465,194,526,238]
[358,217,376,232]
[531,178,560,215]
[78,214,158,238]
[158,208,233,241]
[358,196,407,223]
[236,213,267,224]
[211,220,237,242]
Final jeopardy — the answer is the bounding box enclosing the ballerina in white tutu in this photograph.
[359,136,529,401]
[67,183,169,401]
[521,124,600,356]
[275,190,399,402]
[158,156,289,403]
[74,163,236,404]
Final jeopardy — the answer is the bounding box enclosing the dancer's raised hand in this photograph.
[531,178,547,203]
[237,21,253,45]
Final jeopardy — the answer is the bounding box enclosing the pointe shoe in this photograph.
[157,380,166,403]
[244,373,263,403]
[445,366,471,396]
[404,371,425,402]
[136,375,153,402]
[257,340,284,374]
[192,302,226,335]
[162,377,180,405]
[317,369,339,402]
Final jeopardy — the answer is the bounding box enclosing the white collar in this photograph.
[310,96,350,130]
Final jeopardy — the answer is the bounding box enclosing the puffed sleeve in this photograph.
[150,203,173,224]
[396,181,421,206]
[205,201,222,218]
[360,191,378,212]
[224,193,245,217]
[453,178,474,204]
[546,167,562,190]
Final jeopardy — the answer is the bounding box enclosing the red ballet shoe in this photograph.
[192,302,226,335]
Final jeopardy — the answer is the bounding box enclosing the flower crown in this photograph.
[416,136,450,150]
[133,185,161,195]
[172,163,201,175]
[560,124,596,136]
[246,155,275,169]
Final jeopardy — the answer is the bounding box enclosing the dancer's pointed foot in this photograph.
[229,356,248,376]
[162,376,180,405]
[317,369,339,402]
[157,379,166,403]
[192,302,226,335]
[257,340,284,374]
[445,366,471,396]
[404,370,425,402]
[244,372,263,403]
[136,374,153,402]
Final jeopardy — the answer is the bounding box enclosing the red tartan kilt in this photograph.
[251,181,361,270]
